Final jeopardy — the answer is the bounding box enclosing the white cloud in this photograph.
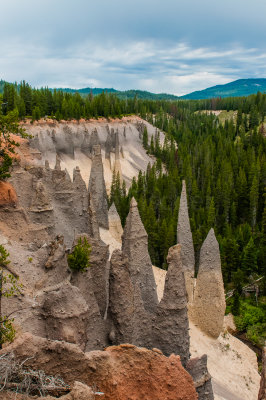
[0,38,265,95]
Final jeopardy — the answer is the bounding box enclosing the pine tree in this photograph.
[242,237,257,276]
[142,126,148,149]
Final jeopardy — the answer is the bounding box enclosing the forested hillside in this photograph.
[1,79,265,347]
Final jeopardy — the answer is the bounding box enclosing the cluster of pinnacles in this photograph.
[6,126,226,400]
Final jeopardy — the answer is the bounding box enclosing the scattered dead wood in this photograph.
[0,352,70,396]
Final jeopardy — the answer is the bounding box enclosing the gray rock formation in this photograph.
[71,233,109,319]
[108,249,151,347]
[177,180,195,304]
[29,180,53,212]
[52,126,74,158]
[186,355,214,400]
[153,244,190,364]
[191,228,226,338]
[80,129,91,155]
[54,154,61,170]
[105,130,112,160]
[122,197,158,313]
[10,163,90,247]
[41,281,89,350]
[108,203,123,242]
[88,196,100,239]
[89,128,100,156]
[73,166,88,214]
[88,145,109,229]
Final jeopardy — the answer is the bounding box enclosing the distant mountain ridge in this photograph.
[55,87,179,100]
[1,78,266,100]
[180,78,266,100]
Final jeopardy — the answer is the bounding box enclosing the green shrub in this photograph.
[234,299,266,350]
[246,323,266,347]
[67,237,91,272]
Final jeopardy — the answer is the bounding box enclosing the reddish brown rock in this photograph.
[1,333,198,400]
[0,181,18,206]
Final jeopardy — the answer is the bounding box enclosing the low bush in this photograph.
[67,237,91,273]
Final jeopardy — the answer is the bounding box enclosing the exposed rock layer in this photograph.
[1,333,198,400]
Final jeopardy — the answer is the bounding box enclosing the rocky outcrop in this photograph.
[88,145,109,229]
[88,196,100,239]
[191,228,226,338]
[153,244,190,363]
[40,281,89,350]
[122,197,158,313]
[1,334,198,400]
[73,166,88,214]
[9,163,90,246]
[55,153,61,170]
[108,203,123,242]
[177,180,195,304]
[29,180,53,212]
[0,181,18,207]
[186,354,214,400]
[71,233,109,319]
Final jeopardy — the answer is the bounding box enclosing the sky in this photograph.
[1,0,266,95]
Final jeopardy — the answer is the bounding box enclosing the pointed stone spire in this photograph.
[73,166,86,191]
[122,197,158,313]
[89,128,100,156]
[108,203,123,243]
[191,228,226,338]
[54,154,61,170]
[115,129,120,159]
[177,180,195,304]
[81,129,91,155]
[45,160,50,169]
[64,168,72,184]
[108,249,151,347]
[73,166,88,213]
[153,244,190,364]
[88,194,100,240]
[88,145,109,229]
[105,130,112,160]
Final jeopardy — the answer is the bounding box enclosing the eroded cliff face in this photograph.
[0,118,237,399]
[24,116,163,191]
